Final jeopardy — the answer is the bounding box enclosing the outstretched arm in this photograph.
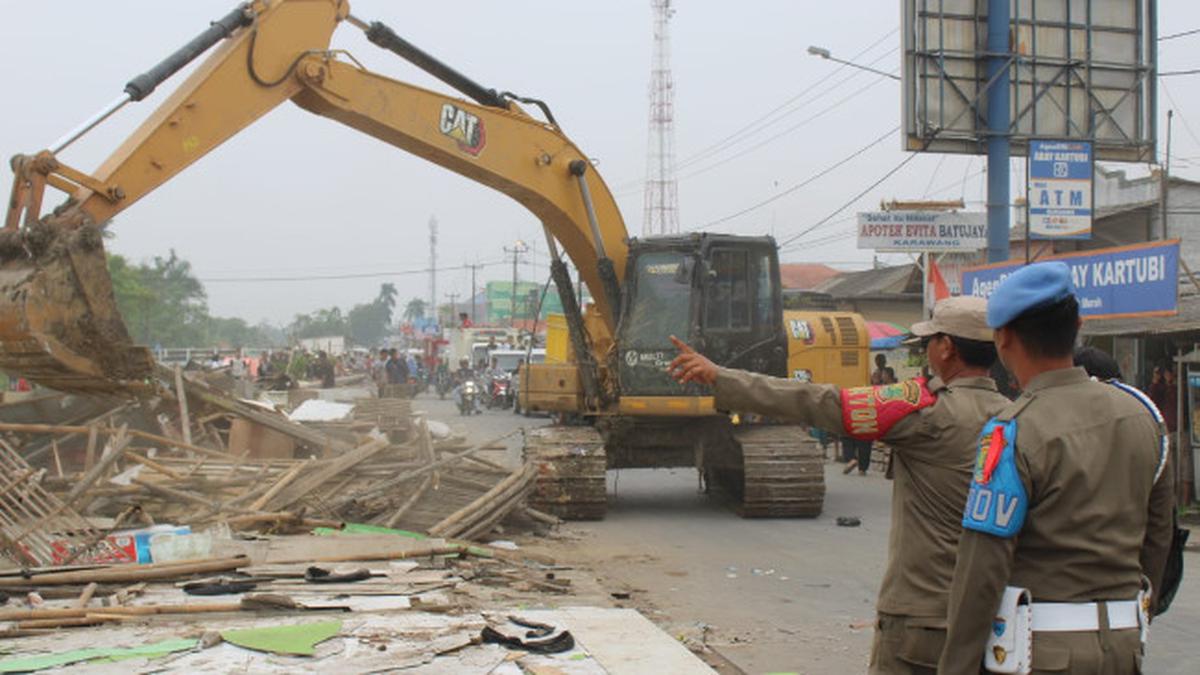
[668,335,845,430]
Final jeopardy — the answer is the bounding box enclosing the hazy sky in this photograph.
[3,1,1198,327]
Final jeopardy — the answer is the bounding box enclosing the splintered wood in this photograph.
[0,374,541,567]
[0,438,103,567]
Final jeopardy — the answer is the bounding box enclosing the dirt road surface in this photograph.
[416,392,1200,674]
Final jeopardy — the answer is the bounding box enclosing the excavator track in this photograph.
[727,425,825,518]
[523,425,608,521]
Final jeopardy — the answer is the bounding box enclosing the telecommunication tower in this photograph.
[428,216,438,321]
[642,0,680,235]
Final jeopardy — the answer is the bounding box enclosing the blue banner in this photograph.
[962,240,1179,319]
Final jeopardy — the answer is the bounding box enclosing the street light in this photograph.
[807,45,900,81]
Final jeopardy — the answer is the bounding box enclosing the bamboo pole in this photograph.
[383,475,433,529]
[249,459,311,512]
[0,556,248,588]
[174,366,193,446]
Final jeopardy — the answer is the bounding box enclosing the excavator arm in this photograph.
[2,0,628,394]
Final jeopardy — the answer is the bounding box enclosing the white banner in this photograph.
[857,212,987,252]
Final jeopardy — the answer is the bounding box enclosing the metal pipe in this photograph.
[124,4,252,102]
[569,160,607,258]
[568,159,622,320]
[50,94,132,154]
[986,0,1012,263]
[541,226,562,263]
[354,18,506,109]
[51,3,251,155]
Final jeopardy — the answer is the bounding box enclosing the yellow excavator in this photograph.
[4,0,867,519]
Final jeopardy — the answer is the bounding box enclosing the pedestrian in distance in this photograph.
[939,262,1173,675]
[668,296,1009,674]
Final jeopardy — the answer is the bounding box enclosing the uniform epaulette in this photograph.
[996,392,1035,422]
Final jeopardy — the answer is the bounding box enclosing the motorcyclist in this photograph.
[453,357,481,414]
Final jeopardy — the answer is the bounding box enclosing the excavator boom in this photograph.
[1,0,628,394]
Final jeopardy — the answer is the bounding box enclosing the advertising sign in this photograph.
[857,211,987,252]
[1028,140,1093,239]
[962,240,1179,320]
[902,0,1155,162]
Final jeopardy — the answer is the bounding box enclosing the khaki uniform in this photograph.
[940,368,1175,675]
[713,368,1008,674]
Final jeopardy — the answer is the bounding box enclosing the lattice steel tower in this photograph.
[642,0,680,235]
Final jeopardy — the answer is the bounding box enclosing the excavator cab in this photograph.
[616,234,787,399]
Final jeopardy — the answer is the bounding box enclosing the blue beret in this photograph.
[986,261,1073,328]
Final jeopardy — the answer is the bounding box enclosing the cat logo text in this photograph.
[439,103,486,156]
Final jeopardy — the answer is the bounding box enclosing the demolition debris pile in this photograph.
[0,366,550,570]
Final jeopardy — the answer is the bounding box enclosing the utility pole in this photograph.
[428,216,438,321]
[445,292,459,325]
[1161,109,1174,240]
[465,262,484,324]
[503,241,528,327]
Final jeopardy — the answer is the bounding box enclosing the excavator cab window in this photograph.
[703,249,752,331]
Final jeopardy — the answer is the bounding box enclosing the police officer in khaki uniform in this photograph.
[669,297,1009,674]
[939,262,1174,674]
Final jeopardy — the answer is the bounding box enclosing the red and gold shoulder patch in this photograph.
[840,379,937,441]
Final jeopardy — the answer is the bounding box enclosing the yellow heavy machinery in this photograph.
[4,0,850,519]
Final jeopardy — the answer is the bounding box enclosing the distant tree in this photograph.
[377,283,398,323]
[403,298,427,323]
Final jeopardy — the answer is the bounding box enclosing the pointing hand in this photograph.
[667,335,718,386]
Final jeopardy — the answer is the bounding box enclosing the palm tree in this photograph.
[403,298,427,323]
[376,283,398,324]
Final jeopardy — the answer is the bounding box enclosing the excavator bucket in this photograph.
[0,223,154,394]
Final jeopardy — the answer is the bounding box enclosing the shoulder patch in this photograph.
[840,378,937,441]
[962,418,1027,538]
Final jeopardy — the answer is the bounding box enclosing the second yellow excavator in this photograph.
[3,0,868,518]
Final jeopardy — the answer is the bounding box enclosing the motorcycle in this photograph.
[487,372,513,409]
[435,370,452,400]
[458,379,480,416]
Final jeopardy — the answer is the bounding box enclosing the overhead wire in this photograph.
[678,70,896,182]
[1160,27,1200,41]
[201,259,508,283]
[688,125,898,232]
[608,28,898,195]
[674,44,899,172]
[778,151,920,251]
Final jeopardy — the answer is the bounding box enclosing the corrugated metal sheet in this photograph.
[814,264,920,299]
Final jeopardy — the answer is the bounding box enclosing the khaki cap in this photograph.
[910,296,994,342]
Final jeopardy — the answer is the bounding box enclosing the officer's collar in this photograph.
[1022,366,1090,394]
[944,375,999,392]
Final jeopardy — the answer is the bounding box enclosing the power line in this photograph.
[677,71,895,182]
[779,151,920,251]
[1160,27,1200,41]
[1161,80,1200,151]
[608,29,898,195]
[1152,68,1200,77]
[690,125,898,231]
[675,43,898,172]
[201,260,507,283]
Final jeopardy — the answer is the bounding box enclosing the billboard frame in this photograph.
[902,0,1157,163]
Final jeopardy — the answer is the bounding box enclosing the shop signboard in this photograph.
[857,211,986,252]
[1027,140,1093,239]
[962,240,1179,320]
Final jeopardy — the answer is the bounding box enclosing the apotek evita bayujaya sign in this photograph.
[857,211,986,252]
[962,240,1179,320]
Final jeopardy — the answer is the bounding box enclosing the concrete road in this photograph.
[411,392,1200,674]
